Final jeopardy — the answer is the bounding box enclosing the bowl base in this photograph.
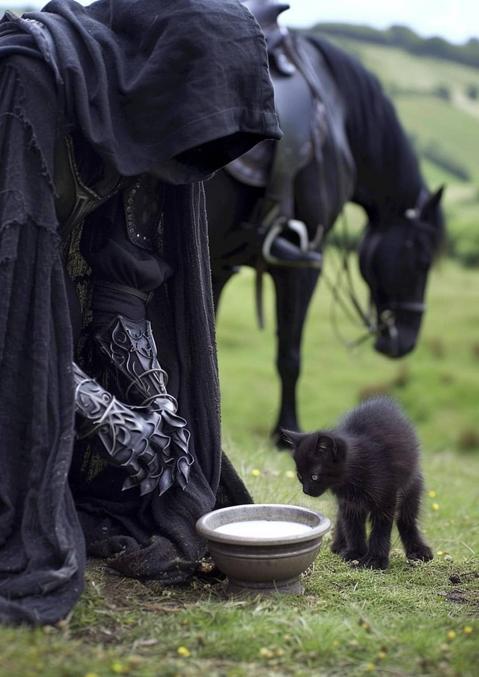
[226,576,304,596]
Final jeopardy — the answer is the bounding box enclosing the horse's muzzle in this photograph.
[374,320,420,358]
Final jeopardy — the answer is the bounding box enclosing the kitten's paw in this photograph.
[406,544,433,562]
[358,554,389,570]
[341,549,367,563]
[331,540,346,555]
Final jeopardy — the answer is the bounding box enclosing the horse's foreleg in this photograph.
[271,267,320,447]
[211,267,236,315]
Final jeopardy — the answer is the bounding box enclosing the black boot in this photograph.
[262,218,322,269]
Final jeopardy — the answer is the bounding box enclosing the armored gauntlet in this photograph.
[73,362,192,496]
[93,316,194,493]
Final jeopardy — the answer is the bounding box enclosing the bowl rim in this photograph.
[196,503,331,546]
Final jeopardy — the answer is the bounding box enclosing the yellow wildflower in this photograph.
[251,468,261,477]
[428,490,437,498]
[366,663,376,672]
[377,651,387,660]
[111,662,126,674]
[285,470,295,479]
[432,503,440,511]
[464,626,473,636]
[447,630,457,641]
[177,646,191,657]
[259,647,274,659]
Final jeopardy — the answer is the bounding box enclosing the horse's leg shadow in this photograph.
[270,266,321,448]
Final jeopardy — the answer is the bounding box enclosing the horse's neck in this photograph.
[311,37,425,221]
[349,112,425,222]
[353,165,425,225]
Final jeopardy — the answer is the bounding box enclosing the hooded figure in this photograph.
[0,0,280,625]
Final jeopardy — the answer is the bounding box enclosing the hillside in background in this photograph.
[307,24,479,266]
[314,23,479,69]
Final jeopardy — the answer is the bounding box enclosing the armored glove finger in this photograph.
[73,362,189,495]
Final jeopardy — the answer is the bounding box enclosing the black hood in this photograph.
[1,0,281,178]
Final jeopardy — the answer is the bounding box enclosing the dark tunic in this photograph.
[0,0,280,624]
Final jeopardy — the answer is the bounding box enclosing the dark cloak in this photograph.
[0,0,280,625]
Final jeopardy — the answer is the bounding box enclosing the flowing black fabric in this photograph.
[4,0,280,177]
[0,0,279,625]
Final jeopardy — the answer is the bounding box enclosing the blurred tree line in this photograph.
[312,23,479,69]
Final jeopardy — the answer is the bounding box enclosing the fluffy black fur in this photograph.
[283,397,433,569]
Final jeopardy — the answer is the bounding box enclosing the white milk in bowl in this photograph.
[215,520,313,539]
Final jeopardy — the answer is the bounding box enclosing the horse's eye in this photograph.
[311,474,319,481]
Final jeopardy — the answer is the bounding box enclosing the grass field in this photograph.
[1,259,477,677]
[327,40,479,100]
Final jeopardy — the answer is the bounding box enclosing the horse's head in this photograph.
[359,187,445,358]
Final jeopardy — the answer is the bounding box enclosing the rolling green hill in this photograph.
[309,30,479,265]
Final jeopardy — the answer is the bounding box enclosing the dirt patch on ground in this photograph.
[437,570,479,615]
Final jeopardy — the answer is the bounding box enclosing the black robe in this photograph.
[0,0,280,625]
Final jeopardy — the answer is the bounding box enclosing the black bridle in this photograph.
[324,192,434,351]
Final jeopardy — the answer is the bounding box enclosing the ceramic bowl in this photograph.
[196,503,331,595]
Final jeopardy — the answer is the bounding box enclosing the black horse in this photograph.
[205,29,444,443]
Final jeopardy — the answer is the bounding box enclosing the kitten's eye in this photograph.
[297,472,303,482]
[311,474,319,481]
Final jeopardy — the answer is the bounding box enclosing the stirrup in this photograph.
[262,219,322,269]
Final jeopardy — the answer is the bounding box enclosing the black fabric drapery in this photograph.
[0,0,280,625]
[2,0,280,178]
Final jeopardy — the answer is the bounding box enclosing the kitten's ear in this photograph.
[315,434,335,454]
[317,434,347,462]
[280,429,308,448]
[332,436,347,463]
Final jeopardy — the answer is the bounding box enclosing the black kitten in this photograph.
[282,397,433,569]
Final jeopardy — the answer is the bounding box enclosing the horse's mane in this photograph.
[306,34,423,211]
[305,34,445,255]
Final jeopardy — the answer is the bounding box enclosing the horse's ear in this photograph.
[421,186,445,221]
[280,429,308,448]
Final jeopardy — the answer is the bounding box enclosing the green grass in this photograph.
[394,96,479,182]
[1,260,477,676]
[323,39,479,102]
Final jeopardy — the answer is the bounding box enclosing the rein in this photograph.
[322,191,431,351]
[320,212,377,350]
